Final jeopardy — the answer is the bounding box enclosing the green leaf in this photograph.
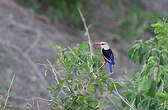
[53,45,62,50]
[74,84,78,91]
[135,93,144,108]
[147,80,157,97]
[148,56,157,64]
[156,92,168,100]
[59,79,65,84]
[54,84,63,97]
[114,82,122,88]
[151,21,162,28]
[138,77,150,92]
[79,42,88,50]
[87,85,95,95]
[160,55,164,65]
[46,87,52,91]
[130,43,141,63]
[88,100,98,108]
[87,97,98,108]
[141,64,153,77]
[128,43,140,60]
[88,56,94,65]
[77,96,88,105]
[78,82,82,89]
[139,51,146,64]
[108,85,114,92]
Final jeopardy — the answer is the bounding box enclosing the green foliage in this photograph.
[125,19,168,110]
[15,0,90,29]
[49,42,123,109]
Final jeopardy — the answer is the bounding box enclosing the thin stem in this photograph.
[47,59,60,84]
[97,63,105,72]
[106,95,120,110]
[78,8,93,57]
[78,8,95,77]
[3,73,15,110]
[157,52,161,80]
[111,79,137,110]
[37,99,40,110]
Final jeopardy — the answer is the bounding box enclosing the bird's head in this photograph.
[94,42,110,50]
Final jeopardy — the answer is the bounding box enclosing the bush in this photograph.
[47,19,168,110]
[48,43,120,109]
[125,19,168,110]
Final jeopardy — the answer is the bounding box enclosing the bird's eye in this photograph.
[102,44,104,45]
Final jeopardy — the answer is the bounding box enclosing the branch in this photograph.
[111,79,137,110]
[3,73,15,110]
[106,94,120,110]
[47,59,60,84]
[10,17,41,34]
[78,8,96,77]
[25,35,41,54]
[157,52,161,80]
[97,63,105,72]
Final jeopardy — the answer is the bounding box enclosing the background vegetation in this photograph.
[15,0,90,28]
[0,0,167,110]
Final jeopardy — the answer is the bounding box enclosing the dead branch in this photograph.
[106,95,120,110]
[3,73,15,110]
[25,35,41,54]
[78,8,96,77]
[111,79,137,110]
[47,59,60,84]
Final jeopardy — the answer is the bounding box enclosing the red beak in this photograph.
[94,43,101,46]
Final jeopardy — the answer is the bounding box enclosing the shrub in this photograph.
[48,19,168,110]
[125,19,168,110]
[48,43,120,109]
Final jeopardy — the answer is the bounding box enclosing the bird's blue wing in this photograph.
[104,56,113,64]
[102,49,115,64]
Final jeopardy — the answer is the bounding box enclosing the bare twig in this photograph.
[131,98,136,110]
[106,96,119,110]
[78,8,96,77]
[37,99,40,110]
[47,59,60,84]
[25,35,41,54]
[78,8,93,56]
[10,17,41,34]
[157,52,161,80]
[97,63,105,72]
[3,73,15,110]
[111,79,137,110]
[36,97,64,107]
[141,63,146,73]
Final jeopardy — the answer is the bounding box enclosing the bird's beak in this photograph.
[94,43,101,46]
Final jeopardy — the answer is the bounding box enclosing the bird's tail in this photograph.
[109,63,112,73]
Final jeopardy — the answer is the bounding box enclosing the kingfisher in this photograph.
[94,42,115,73]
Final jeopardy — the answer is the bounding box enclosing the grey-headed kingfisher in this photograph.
[94,42,115,73]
